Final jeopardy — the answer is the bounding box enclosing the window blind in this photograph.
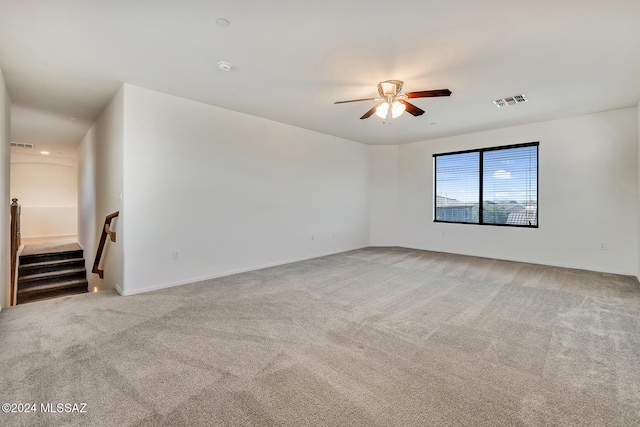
[434,142,538,227]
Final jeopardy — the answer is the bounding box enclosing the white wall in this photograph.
[121,84,369,295]
[75,83,636,296]
[77,87,124,291]
[10,154,77,237]
[0,68,10,309]
[369,145,398,246]
[391,108,638,275]
[78,126,98,290]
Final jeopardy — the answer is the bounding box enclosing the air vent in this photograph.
[10,142,35,149]
[492,99,508,108]
[492,93,528,108]
[513,94,528,103]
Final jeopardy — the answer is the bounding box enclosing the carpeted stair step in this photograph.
[19,258,85,276]
[19,249,85,265]
[18,267,87,288]
[17,245,89,304]
[17,278,88,304]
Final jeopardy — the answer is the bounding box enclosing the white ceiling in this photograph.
[1,0,639,154]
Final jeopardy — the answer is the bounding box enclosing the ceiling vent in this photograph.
[492,99,508,108]
[492,93,528,108]
[10,142,35,148]
[512,94,528,103]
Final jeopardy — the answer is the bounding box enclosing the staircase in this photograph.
[17,249,88,304]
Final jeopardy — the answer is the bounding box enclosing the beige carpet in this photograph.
[1,247,639,426]
[21,235,81,256]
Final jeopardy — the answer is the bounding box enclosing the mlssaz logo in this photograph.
[41,403,88,413]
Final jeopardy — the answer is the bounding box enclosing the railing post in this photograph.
[10,198,21,306]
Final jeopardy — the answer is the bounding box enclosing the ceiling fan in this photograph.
[334,80,451,121]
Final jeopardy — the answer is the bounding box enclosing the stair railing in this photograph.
[10,198,21,306]
[92,211,119,279]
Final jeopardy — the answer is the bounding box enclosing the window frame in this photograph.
[433,141,539,228]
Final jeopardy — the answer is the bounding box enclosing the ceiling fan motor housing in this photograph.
[378,80,404,97]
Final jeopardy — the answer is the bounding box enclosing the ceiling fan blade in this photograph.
[360,104,380,119]
[334,97,378,104]
[398,100,425,116]
[405,89,452,99]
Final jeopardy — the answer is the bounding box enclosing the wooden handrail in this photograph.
[92,211,119,279]
[10,198,21,306]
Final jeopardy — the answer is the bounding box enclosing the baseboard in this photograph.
[396,245,637,277]
[119,245,368,296]
[112,244,639,297]
[21,233,77,239]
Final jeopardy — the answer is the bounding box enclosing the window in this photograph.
[434,142,538,227]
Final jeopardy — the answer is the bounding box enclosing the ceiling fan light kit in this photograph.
[375,101,405,119]
[335,80,451,122]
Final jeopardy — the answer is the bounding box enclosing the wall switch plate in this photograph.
[117,192,122,202]
[172,250,180,260]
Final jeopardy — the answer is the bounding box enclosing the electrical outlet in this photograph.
[172,250,180,260]
[600,243,606,250]
[310,235,315,241]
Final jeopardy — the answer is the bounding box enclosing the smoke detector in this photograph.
[217,61,232,72]
[492,93,528,108]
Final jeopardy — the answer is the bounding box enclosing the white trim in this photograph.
[12,244,25,307]
[20,233,77,239]
[118,245,368,296]
[398,245,637,277]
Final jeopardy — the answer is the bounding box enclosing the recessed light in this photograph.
[217,61,232,71]
[40,151,50,155]
[69,117,76,120]
[216,18,230,27]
